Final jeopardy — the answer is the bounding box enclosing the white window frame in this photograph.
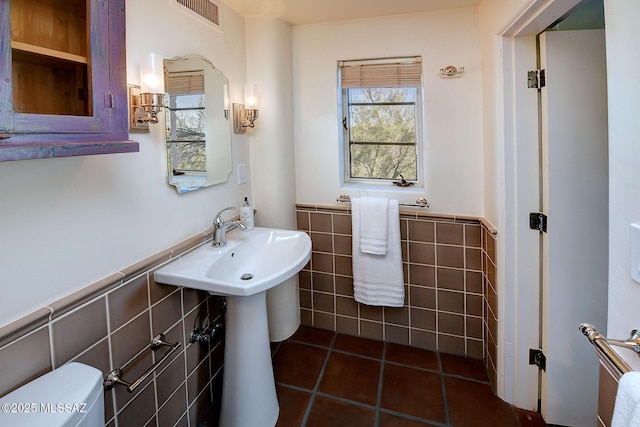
[338,56,425,188]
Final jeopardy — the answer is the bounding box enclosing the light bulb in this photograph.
[244,83,259,110]
[140,53,165,93]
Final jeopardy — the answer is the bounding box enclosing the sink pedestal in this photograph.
[219,291,279,427]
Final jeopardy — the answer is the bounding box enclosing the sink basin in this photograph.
[155,227,311,296]
[154,226,312,427]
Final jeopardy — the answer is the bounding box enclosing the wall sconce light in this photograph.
[233,83,259,134]
[138,53,165,124]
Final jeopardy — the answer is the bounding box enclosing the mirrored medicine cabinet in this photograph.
[163,55,232,193]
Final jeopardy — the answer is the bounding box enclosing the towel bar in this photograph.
[336,193,429,208]
[580,323,633,374]
[103,333,181,392]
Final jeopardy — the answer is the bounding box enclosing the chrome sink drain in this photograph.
[241,273,253,281]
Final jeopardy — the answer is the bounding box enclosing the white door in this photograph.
[539,29,608,426]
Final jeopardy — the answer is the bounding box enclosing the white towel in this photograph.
[613,371,640,427]
[351,198,404,307]
[359,196,389,255]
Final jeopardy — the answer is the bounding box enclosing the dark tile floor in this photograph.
[271,326,547,427]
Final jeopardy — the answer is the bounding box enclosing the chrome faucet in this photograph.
[212,207,247,247]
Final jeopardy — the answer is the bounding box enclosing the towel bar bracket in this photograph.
[580,323,635,375]
[103,333,181,393]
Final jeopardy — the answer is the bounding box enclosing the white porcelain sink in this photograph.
[154,226,311,427]
[155,227,311,296]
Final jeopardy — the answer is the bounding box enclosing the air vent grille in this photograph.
[176,0,219,25]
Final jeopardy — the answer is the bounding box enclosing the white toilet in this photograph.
[0,362,104,426]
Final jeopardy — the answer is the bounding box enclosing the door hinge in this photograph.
[527,69,546,89]
[104,93,116,109]
[529,348,547,371]
[529,212,548,233]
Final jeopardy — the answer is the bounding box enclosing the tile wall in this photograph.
[296,204,498,389]
[0,232,224,427]
[597,356,622,427]
[483,224,498,391]
[0,205,501,427]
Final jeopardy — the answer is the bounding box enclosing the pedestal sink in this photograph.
[154,227,311,427]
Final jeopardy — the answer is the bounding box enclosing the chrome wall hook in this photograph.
[440,66,464,77]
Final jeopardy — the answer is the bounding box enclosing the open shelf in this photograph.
[10,0,90,116]
[11,41,88,65]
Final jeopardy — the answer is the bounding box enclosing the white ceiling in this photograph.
[222,0,482,26]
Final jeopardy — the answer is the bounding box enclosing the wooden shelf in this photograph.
[11,41,88,65]
[0,139,139,161]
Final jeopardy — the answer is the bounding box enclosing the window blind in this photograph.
[339,57,422,89]
[166,71,205,96]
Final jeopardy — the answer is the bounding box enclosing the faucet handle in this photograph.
[215,206,236,218]
[214,206,236,226]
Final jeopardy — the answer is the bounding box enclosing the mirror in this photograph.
[164,55,232,193]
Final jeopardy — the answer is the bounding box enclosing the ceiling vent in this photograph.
[173,0,219,26]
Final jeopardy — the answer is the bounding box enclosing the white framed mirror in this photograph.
[164,54,232,193]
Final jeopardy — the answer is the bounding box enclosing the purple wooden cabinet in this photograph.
[0,0,138,161]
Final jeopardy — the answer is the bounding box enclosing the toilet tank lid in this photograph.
[0,362,103,427]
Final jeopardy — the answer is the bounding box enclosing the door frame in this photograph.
[496,0,584,410]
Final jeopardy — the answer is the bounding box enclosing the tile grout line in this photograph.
[437,351,452,426]
[299,332,338,427]
[331,214,337,332]
[104,294,118,427]
[145,274,161,427]
[434,224,440,353]
[373,341,387,427]
[463,226,468,357]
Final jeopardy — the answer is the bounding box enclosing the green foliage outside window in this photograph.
[171,141,206,171]
[167,94,206,172]
[346,87,418,181]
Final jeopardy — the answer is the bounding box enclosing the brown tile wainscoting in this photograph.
[295,203,499,390]
[597,353,624,427]
[0,230,224,427]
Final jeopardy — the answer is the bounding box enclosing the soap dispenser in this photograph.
[240,197,255,231]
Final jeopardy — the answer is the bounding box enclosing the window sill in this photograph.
[341,181,424,193]
[0,139,139,162]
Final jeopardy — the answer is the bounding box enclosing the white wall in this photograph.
[292,8,484,216]
[245,17,295,230]
[604,0,640,352]
[477,0,531,228]
[245,17,301,341]
[0,0,251,327]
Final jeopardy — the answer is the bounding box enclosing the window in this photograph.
[339,57,423,185]
[165,70,206,174]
